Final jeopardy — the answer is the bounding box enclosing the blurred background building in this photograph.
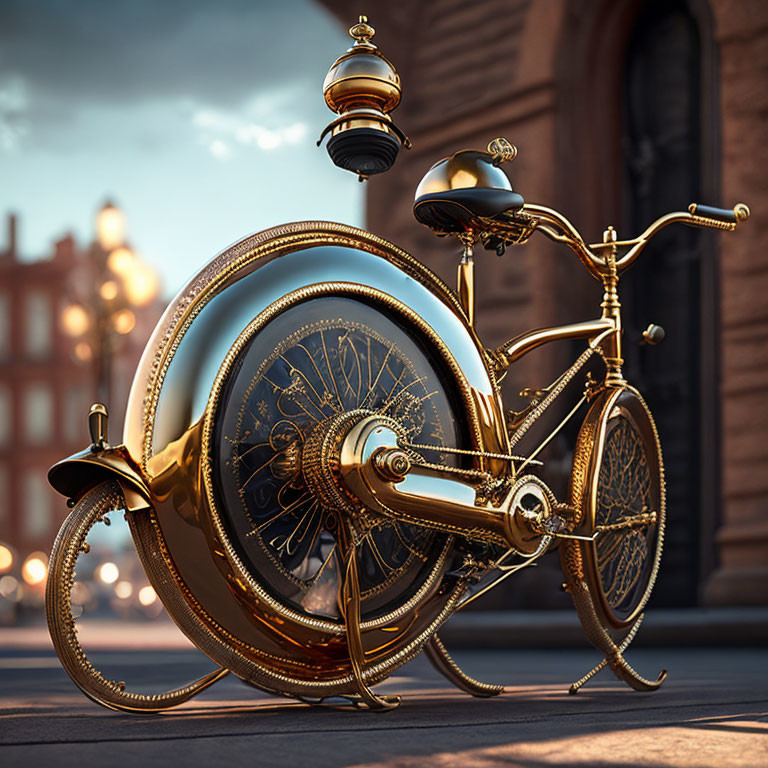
[0,0,766,625]
[0,204,164,619]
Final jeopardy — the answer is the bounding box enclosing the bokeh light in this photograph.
[97,562,119,584]
[99,280,119,301]
[123,263,160,306]
[71,581,91,606]
[96,202,125,251]
[21,553,48,586]
[138,586,157,606]
[112,308,136,335]
[61,304,90,337]
[0,575,19,600]
[74,341,93,361]
[107,246,136,276]
[0,544,13,573]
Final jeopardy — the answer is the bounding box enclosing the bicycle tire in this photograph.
[565,386,665,630]
[46,480,228,712]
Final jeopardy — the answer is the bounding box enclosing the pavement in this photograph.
[1,620,766,768]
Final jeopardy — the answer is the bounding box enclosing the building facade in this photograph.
[320,0,768,606]
[0,214,161,562]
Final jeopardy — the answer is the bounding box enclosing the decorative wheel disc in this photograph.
[212,296,464,621]
[594,405,661,623]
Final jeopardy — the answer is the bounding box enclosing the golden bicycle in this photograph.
[45,18,750,713]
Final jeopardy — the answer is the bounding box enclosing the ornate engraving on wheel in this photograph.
[213,296,460,620]
[595,416,653,616]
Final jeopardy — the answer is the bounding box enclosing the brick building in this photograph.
[320,0,768,606]
[0,213,161,561]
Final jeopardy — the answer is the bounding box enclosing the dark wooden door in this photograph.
[621,0,718,607]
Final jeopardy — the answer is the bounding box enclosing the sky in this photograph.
[0,0,363,297]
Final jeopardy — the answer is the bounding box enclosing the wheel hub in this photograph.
[301,409,374,515]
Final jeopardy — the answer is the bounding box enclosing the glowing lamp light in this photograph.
[124,263,160,306]
[138,585,157,606]
[114,580,133,599]
[22,553,48,585]
[96,201,125,251]
[74,342,93,362]
[112,308,136,335]
[61,304,90,337]
[107,246,136,276]
[0,544,13,573]
[97,562,119,584]
[99,280,119,301]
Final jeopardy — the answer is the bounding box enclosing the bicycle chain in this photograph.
[396,346,601,483]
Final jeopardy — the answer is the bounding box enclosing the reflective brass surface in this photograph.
[570,387,665,629]
[415,150,515,199]
[457,247,475,327]
[87,403,109,450]
[48,443,150,512]
[322,16,401,114]
[492,319,613,371]
[338,416,547,554]
[323,53,401,115]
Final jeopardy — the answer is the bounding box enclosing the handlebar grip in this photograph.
[688,203,750,226]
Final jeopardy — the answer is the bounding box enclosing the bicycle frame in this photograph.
[334,197,751,554]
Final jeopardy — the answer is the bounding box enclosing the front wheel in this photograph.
[565,386,665,630]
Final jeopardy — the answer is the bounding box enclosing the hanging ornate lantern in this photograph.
[318,15,411,180]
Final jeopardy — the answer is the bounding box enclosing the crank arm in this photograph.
[339,416,544,554]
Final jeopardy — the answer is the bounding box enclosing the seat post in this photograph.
[457,241,475,327]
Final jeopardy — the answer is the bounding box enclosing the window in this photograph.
[23,383,53,444]
[63,384,90,444]
[0,385,9,446]
[0,463,7,528]
[0,291,9,359]
[24,290,52,358]
[22,470,50,538]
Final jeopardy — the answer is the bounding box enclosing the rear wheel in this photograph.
[206,293,467,626]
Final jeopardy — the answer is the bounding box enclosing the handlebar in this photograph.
[515,201,750,279]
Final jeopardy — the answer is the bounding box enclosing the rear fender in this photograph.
[48,445,151,512]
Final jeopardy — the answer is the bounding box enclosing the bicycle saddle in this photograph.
[413,147,524,233]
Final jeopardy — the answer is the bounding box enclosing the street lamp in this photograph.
[61,201,160,405]
[95,201,124,251]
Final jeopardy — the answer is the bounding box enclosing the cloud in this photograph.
[0,0,341,155]
[192,99,308,156]
[0,75,29,151]
[208,139,231,160]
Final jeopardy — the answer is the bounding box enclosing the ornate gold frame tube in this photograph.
[491,318,614,371]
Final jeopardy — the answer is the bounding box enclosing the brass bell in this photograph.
[318,15,411,180]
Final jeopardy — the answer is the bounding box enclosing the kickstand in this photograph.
[341,545,401,711]
[425,634,504,697]
[570,613,647,694]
